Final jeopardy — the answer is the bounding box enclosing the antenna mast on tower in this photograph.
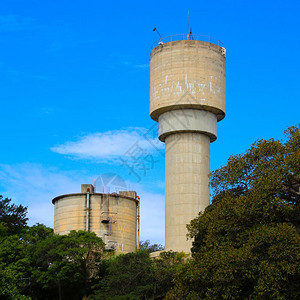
[188,9,189,35]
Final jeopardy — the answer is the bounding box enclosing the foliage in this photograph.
[168,125,300,299]
[91,250,155,299]
[0,227,32,298]
[0,213,105,300]
[0,268,31,300]
[91,249,185,300]
[28,229,105,300]
[139,240,164,253]
[0,196,28,236]
[152,251,186,299]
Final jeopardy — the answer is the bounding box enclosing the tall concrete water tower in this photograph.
[150,34,226,253]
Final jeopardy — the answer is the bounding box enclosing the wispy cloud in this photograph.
[0,163,165,245]
[0,163,84,227]
[0,15,35,32]
[119,61,149,69]
[51,128,164,163]
[134,64,149,69]
[107,52,149,70]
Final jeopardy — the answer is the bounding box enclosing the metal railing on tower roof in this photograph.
[152,34,225,49]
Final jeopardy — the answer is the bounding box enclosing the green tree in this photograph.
[91,250,185,300]
[168,125,300,299]
[0,268,31,300]
[152,251,186,299]
[0,197,30,299]
[0,234,31,299]
[91,250,155,299]
[28,229,105,300]
[0,197,106,299]
[140,240,164,253]
[0,196,28,236]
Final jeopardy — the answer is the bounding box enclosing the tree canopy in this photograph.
[28,228,105,300]
[91,250,185,300]
[0,220,105,299]
[168,125,300,299]
[139,240,164,253]
[0,196,28,236]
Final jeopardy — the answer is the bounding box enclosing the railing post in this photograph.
[151,34,224,49]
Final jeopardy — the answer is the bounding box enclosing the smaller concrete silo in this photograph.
[52,184,140,254]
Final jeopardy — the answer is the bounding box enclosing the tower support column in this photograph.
[165,132,210,252]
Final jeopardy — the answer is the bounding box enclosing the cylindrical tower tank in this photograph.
[52,185,140,254]
[150,36,226,253]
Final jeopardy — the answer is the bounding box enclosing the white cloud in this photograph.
[51,128,164,163]
[0,163,84,228]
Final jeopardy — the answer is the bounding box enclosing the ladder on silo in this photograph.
[101,188,118,250]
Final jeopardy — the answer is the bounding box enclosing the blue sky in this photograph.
[0,0,299,245]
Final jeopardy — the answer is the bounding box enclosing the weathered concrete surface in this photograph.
[165,133,210,253]
[81,184,94,193]
[53,191,139,254]
[150,40,226,122]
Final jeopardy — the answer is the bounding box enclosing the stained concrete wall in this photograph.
[53,192,139,254]
[165,133,210,253]
[150,40,225,121]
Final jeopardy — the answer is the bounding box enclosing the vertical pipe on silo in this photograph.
[137,200,140,250]
[86,191,90,232]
